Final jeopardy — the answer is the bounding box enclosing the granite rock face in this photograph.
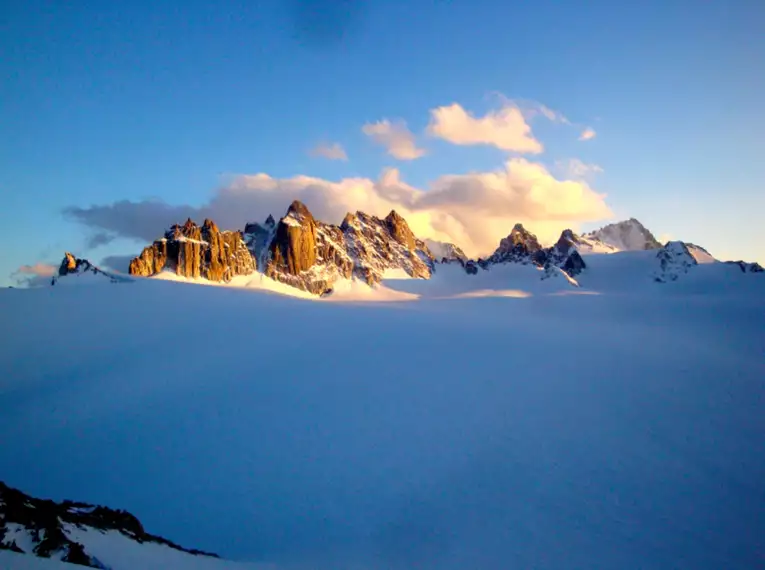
[260,201,434,295]
[129,218,255,281]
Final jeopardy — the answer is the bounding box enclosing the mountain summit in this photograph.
[583,218,662,251]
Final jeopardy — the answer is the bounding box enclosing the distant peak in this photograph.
[265,214,276,227]
[385,210,405,223]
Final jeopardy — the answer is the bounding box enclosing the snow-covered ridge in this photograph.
[52,252,131,286]
[0,481,236,570]
[583,218,662,251]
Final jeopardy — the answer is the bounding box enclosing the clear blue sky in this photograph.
[2,0,764,284]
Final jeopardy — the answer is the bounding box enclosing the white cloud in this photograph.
[556,159,604,179]
[427,103,543,153]
[309,142,348,161]
[66,159,612,258]
[579,127,597,141]
[11,262,56,287]
[362,120,425,160]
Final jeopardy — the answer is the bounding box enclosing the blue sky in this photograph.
[2,0,764,285]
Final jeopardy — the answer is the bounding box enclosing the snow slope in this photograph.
[1,266,764,569]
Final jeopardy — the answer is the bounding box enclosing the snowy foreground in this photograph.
[1,258,764,569]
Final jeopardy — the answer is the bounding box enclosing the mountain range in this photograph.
[49,201,761,293]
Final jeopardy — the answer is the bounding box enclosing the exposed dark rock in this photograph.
[488,223,547,265]
[0,481,218,568]
[52,253,126,285]
[654,241,697,282]
[724,260,764,273]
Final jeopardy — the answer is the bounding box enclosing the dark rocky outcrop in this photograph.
[460,226,588,282]
[52,253,126,285]
[0,481,217,568]
[488,224,548,266]
[129,218,256,281]
[653,241,698,282]
[724,260,764,273]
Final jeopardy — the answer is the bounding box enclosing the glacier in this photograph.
[1,257,764,569]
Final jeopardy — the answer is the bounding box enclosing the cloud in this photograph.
[579,127,597,141]
[556,159,604,179]
[11,262,57,287]
[362,120,426,160]
[309,142,348,161]
[65,160,612,258]
[427,103,543,153]
[64,200,198,243]
[86,232,117,249]
[100,254,136,274]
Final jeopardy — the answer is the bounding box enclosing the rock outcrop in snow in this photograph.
[52,253,127,285]
[467,225,587,282]
[653,241,698,282]
[129,219,255,281]
[584,218,662,251]
[724,260,764,273]
[0,481,217,568]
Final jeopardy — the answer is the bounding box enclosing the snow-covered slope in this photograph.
[1,264,763,569]
[583,218,662,251]
[686,243,716,264]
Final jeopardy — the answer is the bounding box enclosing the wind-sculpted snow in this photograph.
[0,270,763,569]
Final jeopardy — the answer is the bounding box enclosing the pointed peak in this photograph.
[265,214,275,227]
[341,212,358,230]
[202,218,218,231]
[286,200,313,220]
[59,252,79,275]
[385,210,406,223]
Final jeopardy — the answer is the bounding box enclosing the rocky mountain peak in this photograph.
[59,252,84,275]
[264,214,276,227]
[585,218,662,251]
[267,203,319,278]
[489,223,545,265]
[130,218,255,281]
[260,203,434,295]
[654,241,697,282]
[474,225,587,279]
[340,212,358,230]
[286,199,314,222]
[385,210,416,251]
[52,253,124,285]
